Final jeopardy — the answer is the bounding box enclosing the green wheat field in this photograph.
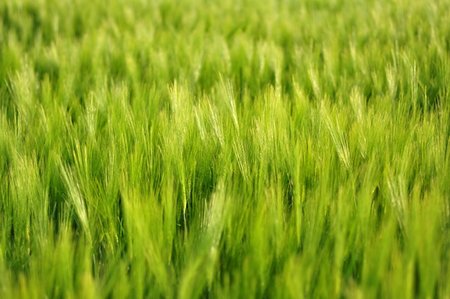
[1,0,449,298]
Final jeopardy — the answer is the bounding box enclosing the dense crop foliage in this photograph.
[0,0,449,298]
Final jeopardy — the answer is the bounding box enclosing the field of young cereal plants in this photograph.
[0,0,449,298]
